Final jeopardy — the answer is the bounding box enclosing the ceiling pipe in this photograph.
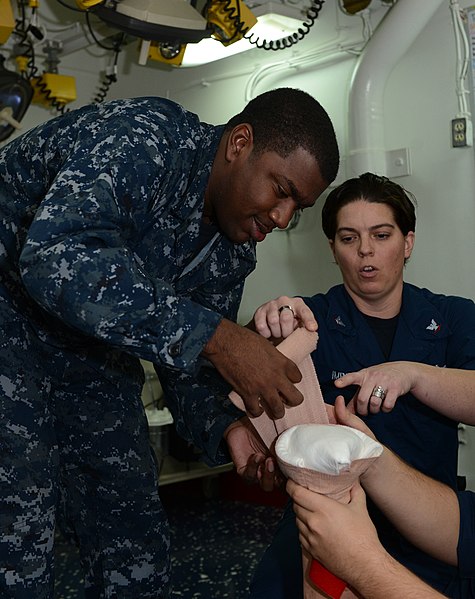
[347,0,445,177]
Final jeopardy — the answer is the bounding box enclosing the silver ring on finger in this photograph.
[371,385,387,401]
[278,304,295,317]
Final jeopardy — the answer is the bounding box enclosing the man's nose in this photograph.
[270,200,296,230]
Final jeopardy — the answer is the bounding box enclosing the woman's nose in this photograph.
[358,236,374,256]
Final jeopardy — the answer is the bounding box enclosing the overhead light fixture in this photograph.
[136,0,258,67]
[181,1,309,67]
[92,0,318,68]
[93,0,211,44]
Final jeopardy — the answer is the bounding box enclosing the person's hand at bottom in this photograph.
[287,479,385,581]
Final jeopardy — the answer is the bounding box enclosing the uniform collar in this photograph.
[324,283,451,341]
[321,283,451,366]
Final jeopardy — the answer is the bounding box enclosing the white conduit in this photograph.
[347,0,446,177]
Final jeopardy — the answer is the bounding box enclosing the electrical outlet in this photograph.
[451,117,473,147]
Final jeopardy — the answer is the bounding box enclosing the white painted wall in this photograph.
[5,0,475,487]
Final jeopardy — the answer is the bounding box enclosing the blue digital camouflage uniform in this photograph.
[0,97,252,598]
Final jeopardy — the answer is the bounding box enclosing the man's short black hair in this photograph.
[225,87,339,185]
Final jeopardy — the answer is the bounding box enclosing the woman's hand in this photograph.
[334,362,416,415]
[251,296,317,342]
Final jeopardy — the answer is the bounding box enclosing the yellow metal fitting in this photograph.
[15,56,29,74]
[207,0,257,46]
[147,42,186,67]
[75,0,103,9]
[0,0,15,44]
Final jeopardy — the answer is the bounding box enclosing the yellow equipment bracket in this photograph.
[75,0,103,9]
[31,73,77,106]
[147,42,186,66]
[207,0,257,46]
[0,0,15,44]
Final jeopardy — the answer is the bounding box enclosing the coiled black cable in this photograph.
[92,33,124,103]
[247,0,325,50]
[93,71,116,103]
[53,1,125,104]
[35,75,70,114]
[207,0,326,51]
[207,0,252,43]
[12,1,36,79]
[12,2,69,115]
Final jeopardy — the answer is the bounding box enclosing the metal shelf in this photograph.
[158,455,233,486]
[145,400,234,487]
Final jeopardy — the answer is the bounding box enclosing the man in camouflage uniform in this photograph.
[0,88,339,598]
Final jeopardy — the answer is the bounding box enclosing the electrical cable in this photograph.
[12,2,67,115]
[52,0,126,104]
[93,66,116,103]
[245,0,326,51]
[12,3,38,80]
[205,0,325,51]
[34,75,70,114]
[85,10,120,50]
[450,0,470,118]
[93,33,124,103]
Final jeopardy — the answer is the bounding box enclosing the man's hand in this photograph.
[224,418,284,492]
[202,318,304,419]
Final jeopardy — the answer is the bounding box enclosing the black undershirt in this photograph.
[362,313,399,360]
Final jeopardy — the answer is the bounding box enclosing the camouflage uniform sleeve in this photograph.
[158,365,243,466]
[156,277,246,466]
[18,109,221,372]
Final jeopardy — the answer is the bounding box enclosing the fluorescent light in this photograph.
[182,2,307,67]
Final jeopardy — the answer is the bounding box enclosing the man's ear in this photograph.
[225,123,253,161]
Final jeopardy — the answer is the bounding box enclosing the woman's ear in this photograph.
[404,231,415,259]
[329,239,337,264]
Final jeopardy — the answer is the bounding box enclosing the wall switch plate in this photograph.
[385,148,411,178]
